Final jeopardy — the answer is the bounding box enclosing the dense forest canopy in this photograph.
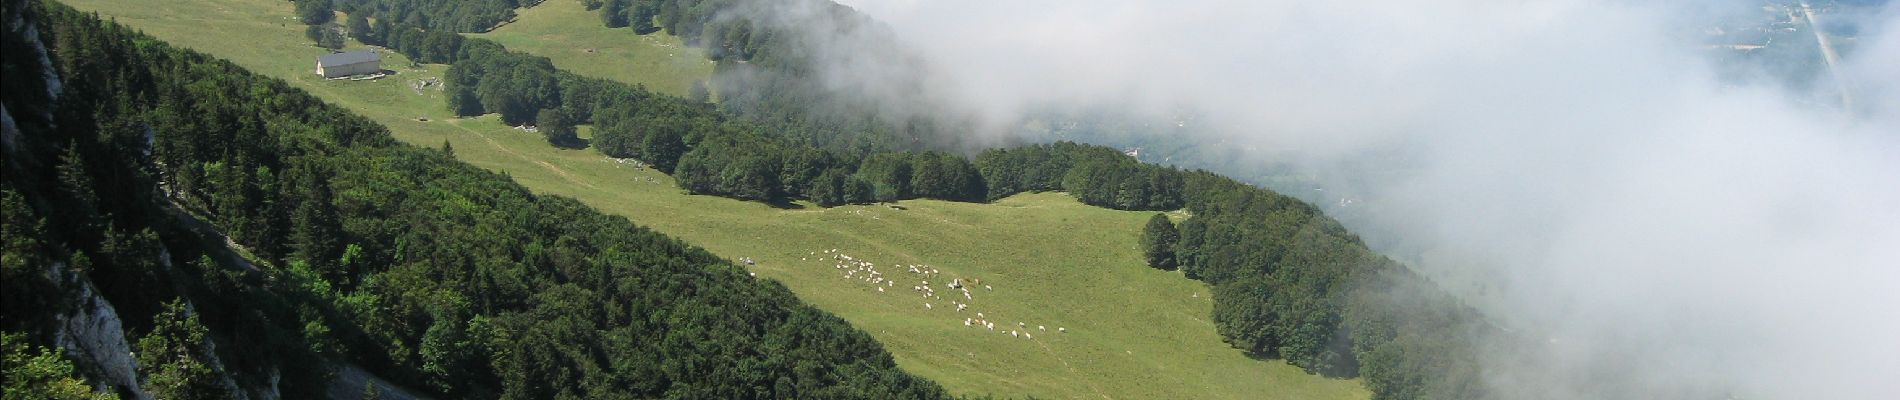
[1,1,949,398]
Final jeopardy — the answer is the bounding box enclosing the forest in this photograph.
[1,1,948,398]
[297,1,1501,397]
[571,0,969,152]
[6,0,1504,399]
[293,0,956,152]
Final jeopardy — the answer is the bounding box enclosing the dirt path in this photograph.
[446,119,598,190]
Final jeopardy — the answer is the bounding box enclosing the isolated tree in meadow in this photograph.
[537,108,579,148]
[323,26,347,49]
[304,24,324,44]
[1142,213,1179,270]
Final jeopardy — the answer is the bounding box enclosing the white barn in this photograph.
[315,50,381,78]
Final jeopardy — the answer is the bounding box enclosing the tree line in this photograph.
[1132,173,1492,399]
[2,2,951,399]
[400,6,1499,398]
[210,0,1501,398]
[432,35,1492,396]
[576,0,973,152]
[318,0,530,34]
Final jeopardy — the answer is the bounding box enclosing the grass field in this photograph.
[55,0,1368,398]
[472,0,714,97]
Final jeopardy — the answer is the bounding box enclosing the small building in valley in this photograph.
[315,50,381,78]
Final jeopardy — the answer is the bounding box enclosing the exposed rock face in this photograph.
[52,261,153,400]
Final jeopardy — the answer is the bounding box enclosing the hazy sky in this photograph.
[833,0,1900,397]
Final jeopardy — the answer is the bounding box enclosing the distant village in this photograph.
[1703,1,1863,54]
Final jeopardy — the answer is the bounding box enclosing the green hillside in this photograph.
[471,0,713,97]
[53,0,1369,398]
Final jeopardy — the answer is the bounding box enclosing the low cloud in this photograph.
[834,0,1900,397]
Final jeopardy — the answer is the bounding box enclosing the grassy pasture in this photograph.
[472,0,714,97]
[55,0,1367,398]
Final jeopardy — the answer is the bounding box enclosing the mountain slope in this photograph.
[3,1,948,398]
[48,0,1378,398]
[470,0,713,97]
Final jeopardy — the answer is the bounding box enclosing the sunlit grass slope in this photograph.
[57,0,1367,398]
[472,0,714,97]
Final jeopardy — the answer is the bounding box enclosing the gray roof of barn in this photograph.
[318,50,380,67]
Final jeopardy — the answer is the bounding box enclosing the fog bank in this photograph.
[835,0,1900,397]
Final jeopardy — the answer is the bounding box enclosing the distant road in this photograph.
[1800,0,1855,109]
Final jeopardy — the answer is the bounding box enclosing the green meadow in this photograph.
[57,0,1367,398]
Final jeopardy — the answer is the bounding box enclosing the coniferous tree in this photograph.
[1142,213,1179,270]
[55,142,101,236]
[137,300,226,400]
[286,164,342,281]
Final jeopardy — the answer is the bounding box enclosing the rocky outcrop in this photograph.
[52,261,153,400]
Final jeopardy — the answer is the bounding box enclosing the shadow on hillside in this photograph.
[764,198,806,210]
[551,137,591,150]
